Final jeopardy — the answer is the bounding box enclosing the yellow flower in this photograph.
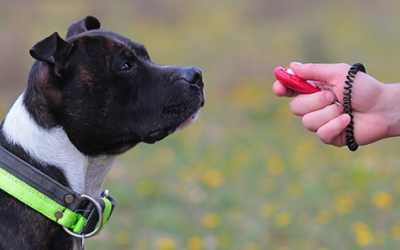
[273,102,294,125]
[203,169,223,188]
[231,82,266,109]
[355,231,374,246]
[136,180,156,196]
[351,222,371,233]
[351,222,373,246]
[155,147,175,164]
[291,138,316,168]
[316,210,333,225]
[335,197,354,214]
[372,191,393,210]
[156,238,176,250]
[390,226,400,240]
[246,242,261,250]
[115,230,130,245]
[266,157,285,176]
[274,212,292,228]
[219,234,232,248]
[187,237,203,250]
[202,214,220,228]
[260,203,276,218]
[231,147,252,166]
[286,184,303,200]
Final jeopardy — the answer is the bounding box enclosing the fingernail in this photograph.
[341,114,350,123]
[291,62,304,66]
[325,91,334,103]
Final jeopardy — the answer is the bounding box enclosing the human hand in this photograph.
[273,62,399,147]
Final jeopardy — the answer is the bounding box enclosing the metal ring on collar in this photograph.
[62,194,104,239]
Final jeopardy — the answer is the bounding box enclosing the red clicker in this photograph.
[274,66,319,94]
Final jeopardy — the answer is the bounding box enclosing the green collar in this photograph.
[0,145,116,239]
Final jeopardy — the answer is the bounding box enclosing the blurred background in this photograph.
[1,0,400,249]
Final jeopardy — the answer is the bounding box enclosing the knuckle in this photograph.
[337,63,351,73]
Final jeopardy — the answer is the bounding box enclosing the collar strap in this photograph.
[0,145,116,238]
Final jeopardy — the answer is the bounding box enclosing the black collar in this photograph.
[0,145,116,239]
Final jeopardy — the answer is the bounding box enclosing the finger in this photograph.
[302,104,343,132]
[317,114,350,146]
[290,90,335,116]
[272,80,298,97]
[290,62,349,85]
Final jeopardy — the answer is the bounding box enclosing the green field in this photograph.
[1,1,400,249]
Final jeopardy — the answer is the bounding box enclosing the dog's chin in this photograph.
[142,110,200,144]
[176,110,200,131]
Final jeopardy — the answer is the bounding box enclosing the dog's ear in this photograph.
[29,32,73,106]
[29,32,72,78]
[66,15,101,39]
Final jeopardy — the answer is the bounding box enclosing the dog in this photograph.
[0,15,205,250]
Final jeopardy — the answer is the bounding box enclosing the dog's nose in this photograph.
[182,67,203,88]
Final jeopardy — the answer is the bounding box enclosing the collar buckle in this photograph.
[62,194,104,239]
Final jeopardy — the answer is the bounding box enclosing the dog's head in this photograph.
[28,15,205,156]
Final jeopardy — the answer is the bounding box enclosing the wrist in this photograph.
[383,83,400,138]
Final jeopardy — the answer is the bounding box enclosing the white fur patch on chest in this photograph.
[2,94,116,196]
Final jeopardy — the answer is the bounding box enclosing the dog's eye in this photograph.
[120,63,131,71]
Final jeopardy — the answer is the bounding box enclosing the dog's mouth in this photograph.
[142,105,202,144]
[176,110,200,131]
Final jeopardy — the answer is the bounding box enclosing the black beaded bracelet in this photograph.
[343,62,366,152]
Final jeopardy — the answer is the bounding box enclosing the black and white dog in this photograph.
[0,15,204,250]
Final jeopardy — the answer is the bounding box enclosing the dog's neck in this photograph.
[2,94,116,197]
